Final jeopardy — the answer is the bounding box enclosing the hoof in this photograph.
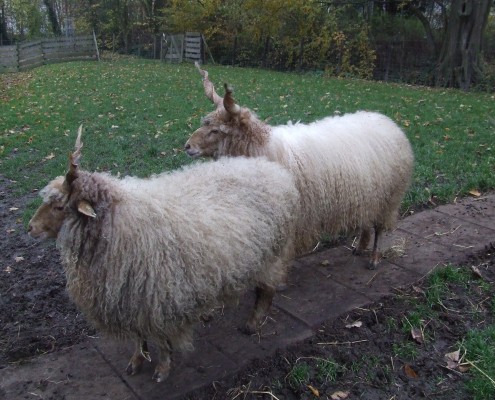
[125,362,141,376]
[239,322,257,335]
[152,368,169,383]
[367,260,377,270]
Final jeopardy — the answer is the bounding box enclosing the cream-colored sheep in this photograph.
[29,126,299,382]
[185,64,414,268]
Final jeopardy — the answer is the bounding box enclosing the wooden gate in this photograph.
[161,32,213,63]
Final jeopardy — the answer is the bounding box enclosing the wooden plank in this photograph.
[44,52,95,60]
[0,58,18,68]
[19,55,44,68]
[18,40,42,50]
[0,45,17,55]
[43,46,94,55]
[18,59,44,71]
[19,46,43,59]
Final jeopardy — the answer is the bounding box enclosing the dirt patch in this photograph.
[1,174,494,399]
[0,176,95,368]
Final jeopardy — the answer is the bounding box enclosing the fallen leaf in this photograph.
[471,265,483,279]
[4,266,12,273]
[15,256,24,263]
[445,350,461,369]
[6,229,15,233]
[320,260,330,266]
[459,364,471,373]
[307,384,320,397]
[411,327,424,344]
[345,320,362,329]
[330,391,349,399]
[44,152,55,161]
[469,189,481,197]
[412,285,425,294]
[404,364,418,378]
[9,207,19,211]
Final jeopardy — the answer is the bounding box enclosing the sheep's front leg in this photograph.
[368,225,383,270]
[126,340,150,376]
[243,283,275,334]
[152,343,172,383]
[353,228,371,255]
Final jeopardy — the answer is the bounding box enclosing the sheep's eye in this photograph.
[54,206,64,211]
[210,129,219,134]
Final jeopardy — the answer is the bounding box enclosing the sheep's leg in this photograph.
[152,343,172,383]
[353,228,371,255]
[126,340,150,376]
[243,283,275,334]
[368,225,383,270]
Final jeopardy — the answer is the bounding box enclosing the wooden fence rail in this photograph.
[0,35,97,73]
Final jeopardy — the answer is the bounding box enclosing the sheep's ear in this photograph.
[77,200,96,218]
[195,62,223,109]
[65,125,84,191]
[223,84,241,116]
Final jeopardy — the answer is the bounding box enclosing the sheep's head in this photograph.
[28,125,96,239]
[185,64,264,159]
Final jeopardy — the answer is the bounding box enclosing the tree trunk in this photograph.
[436,0,492,90]
[43,0,62,36]
[0,1,10,44]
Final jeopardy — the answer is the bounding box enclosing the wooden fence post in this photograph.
[93,30,100,61]
[16,42,20,71]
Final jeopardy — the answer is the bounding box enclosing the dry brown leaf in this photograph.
[345,320,363,329]
[411,327,424,344]
[471,265,483,279]
[330,391,349,399]
[459,364,471,373]
[320,260,330,266]
[307,384,320,397]
[44,152,55,161]
[469,189,481,197]
[15,256,24,263]
[404,364,418,378]
[445,349,461,369]
[6,228,15,233]
[412,285,425,294]
[9,207,19,211]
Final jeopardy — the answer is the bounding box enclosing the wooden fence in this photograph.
[0,35,97,73]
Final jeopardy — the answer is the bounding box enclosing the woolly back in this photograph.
[57,157,298,346]
[269,111,414,254]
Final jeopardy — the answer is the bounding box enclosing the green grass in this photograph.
[1,56,494,213]
[287,361,311,388]
[463,326,495,399]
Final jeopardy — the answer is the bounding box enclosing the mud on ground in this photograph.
[1,175,494,399]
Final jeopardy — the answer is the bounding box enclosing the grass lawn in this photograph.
[1,56,494,211]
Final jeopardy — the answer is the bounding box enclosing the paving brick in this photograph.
[0,342,136,400]
[274,260,371,328]
[397,210,494,254]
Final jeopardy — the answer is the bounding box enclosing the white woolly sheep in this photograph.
[185,64,414,269]
[28,126,299,382]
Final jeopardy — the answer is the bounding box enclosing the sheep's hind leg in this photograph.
[152,343,172,383]
[353,228,371,255]
[243,283,275,335]
[126,340,150,376]
[368,225,383,270]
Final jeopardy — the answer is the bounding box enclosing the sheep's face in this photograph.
[185,110,232,159]
[28,176,69,239]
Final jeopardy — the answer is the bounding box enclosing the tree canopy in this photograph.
[0,0,493,90]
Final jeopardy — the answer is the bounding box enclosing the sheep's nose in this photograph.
[184,143,191,150]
